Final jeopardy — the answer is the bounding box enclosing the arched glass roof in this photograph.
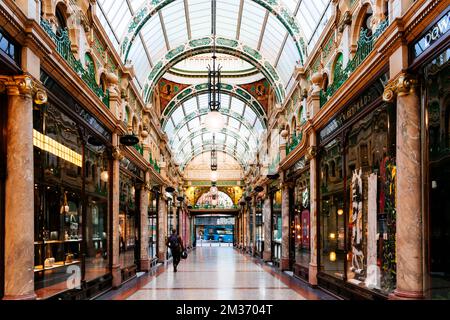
[95,0,332,169]
[163,93,264,168]
[96,0,331,94]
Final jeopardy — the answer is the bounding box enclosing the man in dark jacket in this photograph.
[166,229,184,272]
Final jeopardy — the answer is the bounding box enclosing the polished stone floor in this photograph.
[99,247,335,300]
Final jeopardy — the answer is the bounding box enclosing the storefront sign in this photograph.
[319,73,388,143]
[413,9,450,59]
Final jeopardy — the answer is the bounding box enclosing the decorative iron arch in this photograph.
[180,145,247,170]
[162,83,267,126]
[173,127,253,156]
[120,0,306,64]
[142,37,286,104]
[168,109,261,144]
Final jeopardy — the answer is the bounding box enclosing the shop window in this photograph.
[148,191,158,260]
[272,190,282,262]
[84,142,109,282]
[119,171,137,269]
[425,48,450,299]
[319,101,397,294]
[293,171,311,271]
[32,101,112,297]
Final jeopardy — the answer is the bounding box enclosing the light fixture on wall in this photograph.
[337,208,344,216]
[100,170,109,183]
[204,0,224,133]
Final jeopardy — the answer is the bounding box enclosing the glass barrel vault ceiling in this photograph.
[163,93,264,168]
[96,0,332,169]
[96,0,332,92]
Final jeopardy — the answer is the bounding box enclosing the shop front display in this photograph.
[119,159,144,281]
[318,72,397,299]
[287,157,310,281]
[166,194,174,259]
[33,72,112,299]
[271,189,282,265]
[413,8,450,299]
[148,190,159,262]
[255,199,264,257]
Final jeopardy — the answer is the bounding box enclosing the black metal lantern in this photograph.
[267,173,280,180]
[165,186,175,193]
[254,186,264,192]
[120,134,139,146]
[87,136,103,146]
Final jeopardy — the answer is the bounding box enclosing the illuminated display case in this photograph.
[32,77,112,299]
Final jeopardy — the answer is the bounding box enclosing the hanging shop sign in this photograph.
[319,73,389,143]
[413,9,450,59]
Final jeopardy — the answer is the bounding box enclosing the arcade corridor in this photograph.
[98,247,334,300]
[0,0,449,303]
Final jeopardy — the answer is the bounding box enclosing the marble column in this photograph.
[281,185,290,270]
[309,137,319,286]
[2,76,38,300]
[262,198,272,261]
[384,74,423,299]
[139,183,150,272]
[157,197,168,262]
[252,200,257,255]
[173,205,178,234]
[111,135,122,288]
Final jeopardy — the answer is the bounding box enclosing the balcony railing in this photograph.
[40,19,110,108]
[133,144,144,155]
[287,131,303,155]
[320,20,389,107]
[149,153,161,173]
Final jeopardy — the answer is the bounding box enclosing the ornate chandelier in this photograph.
[204,0,225,133]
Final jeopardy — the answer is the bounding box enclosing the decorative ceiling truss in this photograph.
[142,36,285,104]
[161,83,267,126]
[120,0,306,64]
[96,0,330,96]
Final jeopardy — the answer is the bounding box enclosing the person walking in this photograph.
[166,229,184,272]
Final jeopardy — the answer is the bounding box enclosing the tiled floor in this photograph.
[98,247,335,300]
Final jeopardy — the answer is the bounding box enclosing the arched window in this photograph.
[99,73,107,94]
[124,107,130,125]
[361,6,374,37]
[333,53,344,83]
[322,73,329,91]
[55,4,67,36]
[85,53,95,75]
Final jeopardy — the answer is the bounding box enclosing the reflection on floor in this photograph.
[98,247,336,300]
[35,257,109,300]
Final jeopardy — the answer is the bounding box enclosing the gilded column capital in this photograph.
[0,75,47,104]
[112,146,124,161]
[305,146,317,161]
[383,73,419,103]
